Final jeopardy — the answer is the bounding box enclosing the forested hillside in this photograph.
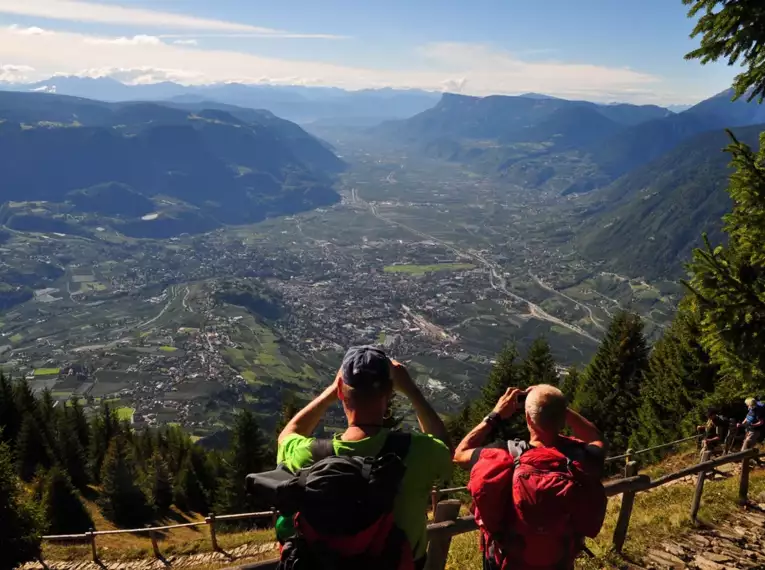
[0,92,344,238]
[0,374,278,568]
[578,123,765,278]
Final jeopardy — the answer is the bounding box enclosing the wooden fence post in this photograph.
[690,450,711,523]
[624,449,633,476]
[272,508,279,528]
[207,512,219,551]
[739,451,753,506]
[612,461,638,553]
[431,486,439,515]
[88,528,98,563]
[148,525,162,559]
[425,500,461,570]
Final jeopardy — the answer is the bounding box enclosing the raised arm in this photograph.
[454,387,521,467]
[278,371,340,445]
[566,407,607,451]
[390,360,451,448]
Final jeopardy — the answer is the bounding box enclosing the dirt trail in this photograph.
[640,505,765,569]
[20,542,277,570]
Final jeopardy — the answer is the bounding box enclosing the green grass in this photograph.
[116,407,135,421]
[34,367,60,376]
[159,345,178,352]
[81,281,107,292]
[223,319,317,389]
[10,333,22,343]
[383,263,476,275]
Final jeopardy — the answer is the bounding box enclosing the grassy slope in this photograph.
[43,491,275,563]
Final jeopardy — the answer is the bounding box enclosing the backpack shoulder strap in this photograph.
[309,438,336,462]
[507,439,529,468]
[378,431,412,460]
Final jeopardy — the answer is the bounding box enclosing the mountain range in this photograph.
[382,89,765,278]
[0,76,441,125]
[382,89,765,187]
[0,91,345,238]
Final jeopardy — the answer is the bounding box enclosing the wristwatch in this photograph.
[483,412,502,430]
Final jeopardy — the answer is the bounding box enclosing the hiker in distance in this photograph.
[274,345,452,570]
[739,397,765,461]
[453,385,607,570]
[697,407,734,457]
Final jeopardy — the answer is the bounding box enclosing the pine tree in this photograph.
[0,438,43,570]
[41,466,93,534]
[574,311,650,454]
[630,305,720,454]
[56,412,90,490]
[522,337,558,386]
[560,366,581,402]
[683,0,765,102]
[13,379,38,417]
[473,344,522,419]
[39,389,57,426]
[99,436,151,526]
[146,451,174,511]
[0,373,20,447]
[189,445,219,507]
[445,403,473,450]
[90,403,120,483]
[174,460,209,514]
[472,344,526,441]
[216,410,268,514]
[66,396,91,453]
[684,131,765,391]
[16,416,52,481]
[275,391,300,437]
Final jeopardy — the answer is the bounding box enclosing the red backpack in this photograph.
[468,437,607,570]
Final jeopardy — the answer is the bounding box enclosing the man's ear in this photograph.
[337,383,345,402]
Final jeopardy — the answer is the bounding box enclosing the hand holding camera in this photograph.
[492,387,528,420]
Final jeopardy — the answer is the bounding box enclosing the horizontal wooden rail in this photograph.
[42,510,275,541]
[215,510,275,522]
[41,533,89,541]
[647,448,757,490]
[604,435,702,464]
[603,474,651,497]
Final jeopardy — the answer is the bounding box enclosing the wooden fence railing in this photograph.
[41,447,759,570]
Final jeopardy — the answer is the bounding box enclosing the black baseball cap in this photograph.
[341,345,391,390]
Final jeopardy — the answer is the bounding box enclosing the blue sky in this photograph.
[0,0,740,104]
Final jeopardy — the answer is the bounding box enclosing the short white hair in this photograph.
[525,384,567,433]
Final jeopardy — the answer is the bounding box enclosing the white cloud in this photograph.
[441,78,468,94]
[173,39,198,46]
[0,63,35,82]
[0,0,344,39]
[75,66,205,85]
[8,24,52,36]
[419,43,658,100]
[85,35,162,46]
[0,28,696,103]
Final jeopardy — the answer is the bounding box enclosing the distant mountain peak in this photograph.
[519,92,561,100]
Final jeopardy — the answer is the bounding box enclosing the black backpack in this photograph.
[247,432,414,570]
